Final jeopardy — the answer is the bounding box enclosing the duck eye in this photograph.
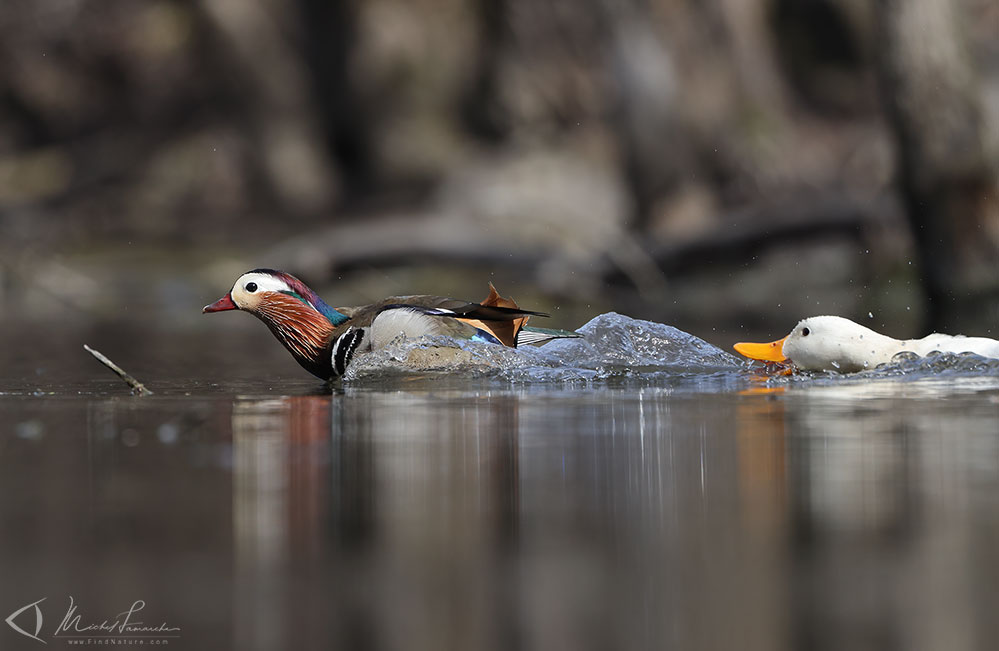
[802,327,810,336]
[245,282,258,293]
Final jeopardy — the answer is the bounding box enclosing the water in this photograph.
[346,313,744,384]
[3,314,999,649]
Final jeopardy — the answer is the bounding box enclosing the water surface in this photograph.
[2,316,999,650]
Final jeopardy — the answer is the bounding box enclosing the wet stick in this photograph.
[83,344,153,396]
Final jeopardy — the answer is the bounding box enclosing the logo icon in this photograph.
[6,597,46,644]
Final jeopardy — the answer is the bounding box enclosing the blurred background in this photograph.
[2,0,999,351]
[5,5,999,648]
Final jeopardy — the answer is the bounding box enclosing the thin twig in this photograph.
[84,344,153,396]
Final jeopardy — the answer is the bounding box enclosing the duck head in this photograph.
[204,269,348,379]
[735,316,892,373]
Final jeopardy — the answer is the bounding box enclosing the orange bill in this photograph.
[733,337,788,363]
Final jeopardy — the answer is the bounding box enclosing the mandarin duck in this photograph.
[734,315,999,373]
[204,269,579,380]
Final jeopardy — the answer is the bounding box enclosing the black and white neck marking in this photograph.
[331,327,367,379]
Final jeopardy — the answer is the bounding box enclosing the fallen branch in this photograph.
[83,344,153,396]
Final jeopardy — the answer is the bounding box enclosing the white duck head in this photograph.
[734,316,905,373]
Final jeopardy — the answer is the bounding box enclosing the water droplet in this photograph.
[16,420,44,441]
[830,360,840,369]
[157,423,180,445]
[868,312,874,319]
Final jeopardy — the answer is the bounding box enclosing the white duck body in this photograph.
[782,316,999,372]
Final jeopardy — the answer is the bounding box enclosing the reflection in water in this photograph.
[3,378,999,649]
[784,381,999,651]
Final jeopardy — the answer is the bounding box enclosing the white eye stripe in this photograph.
[228,272,298,310]
[233,273,291,294]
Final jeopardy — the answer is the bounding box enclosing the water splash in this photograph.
[344,312,742,382]
[747,350,999,393]
[343,312,999,388]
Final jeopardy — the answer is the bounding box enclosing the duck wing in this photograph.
[371,302,546,349]
[353,286,547,348]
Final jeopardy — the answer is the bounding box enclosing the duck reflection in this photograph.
[219,379,999,651]
[9,373,999,650]
[231,396,330,650]
[781,380,999,651]
[229,390,524,651]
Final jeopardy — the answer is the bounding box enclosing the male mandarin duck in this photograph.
[734,315,999,373]
[203,269,579,380]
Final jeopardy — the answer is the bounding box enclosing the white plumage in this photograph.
[368,308,450,350]
[737,316,999,373]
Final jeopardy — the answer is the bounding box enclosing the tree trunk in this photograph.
[596,0,685,233]
[298,0,375,198]
[874,0,999,332]
[459,0,510,142]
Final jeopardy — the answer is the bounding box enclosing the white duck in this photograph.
[734,315,999,373]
